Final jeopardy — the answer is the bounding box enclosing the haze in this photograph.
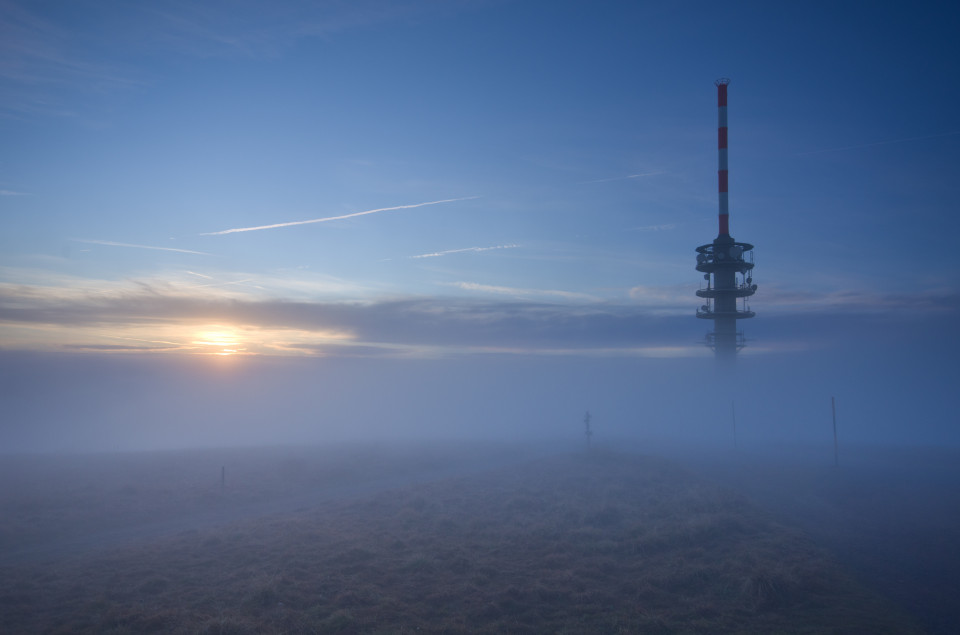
[1,2,959,632]
[2,1,957,453]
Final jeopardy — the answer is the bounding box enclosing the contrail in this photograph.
[412,244,518,259]
[202,197,479,236]
[797,131,959,156]
[578,171,664,185]
[72,239,211,256]
[630,223,676,232]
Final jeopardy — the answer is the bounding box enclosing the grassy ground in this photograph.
[0,446,921,633]
[671,444,960,635]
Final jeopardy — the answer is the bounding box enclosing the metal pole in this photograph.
[732,401,737,449]
[831,397,838,467]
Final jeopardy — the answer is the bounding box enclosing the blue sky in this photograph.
[1,1,958,450]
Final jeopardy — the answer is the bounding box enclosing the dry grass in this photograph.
[0,446,921,633]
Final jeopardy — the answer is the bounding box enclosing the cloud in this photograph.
[185,278,257,290]
[62,343,183,352]
[759,284,960,314]
[1,1,458,120]
[72,239,212,256]
[3,275,957,359]
[201,197,478,235]
[447,281,600,302]
[411,244,519,259]
[629,284,696,313]
[0,280,694,356]
[0,2,144,118]
[0,189,29,196]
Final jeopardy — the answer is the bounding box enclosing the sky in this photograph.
[1,1,959,452]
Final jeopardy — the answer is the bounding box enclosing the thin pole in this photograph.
[584,411,593,449]
[732,401,737,449]
[831,397,838,467]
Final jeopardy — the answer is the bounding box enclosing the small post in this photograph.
[221,465,225,492]
[831,397,839,467]
[731,401,737,449]
[584,411,593,449]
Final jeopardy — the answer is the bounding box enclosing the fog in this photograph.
[2,308,959,632]
[3,0,959,629]
[2,306,956,454]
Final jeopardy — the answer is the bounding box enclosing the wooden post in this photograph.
[831,397,838,467]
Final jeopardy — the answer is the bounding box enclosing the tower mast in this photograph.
[695,79,757,360]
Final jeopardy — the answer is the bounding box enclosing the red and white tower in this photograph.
[717,78,730,237]
[695,79,757,360]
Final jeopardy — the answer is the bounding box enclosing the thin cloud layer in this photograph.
[448,281,600,302]
[3,278,955,359]
[1,1,441,118]
[0,281,691,357]
[759,285,960,314]
[629,284,695,313]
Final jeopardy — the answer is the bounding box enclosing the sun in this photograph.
[192,327,247,356]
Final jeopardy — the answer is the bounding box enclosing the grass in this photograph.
[0,445,921,633]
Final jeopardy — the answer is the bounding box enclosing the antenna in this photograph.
[694,79,757,360]
[716,77,730,237]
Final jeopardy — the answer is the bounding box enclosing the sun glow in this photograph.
[192,328,247,356]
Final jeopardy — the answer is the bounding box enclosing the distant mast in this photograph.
[695,79,757,361]
[717,78,730,237]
